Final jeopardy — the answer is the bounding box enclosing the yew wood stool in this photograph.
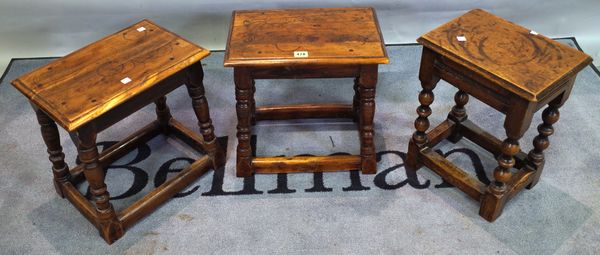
[405,9,592,222]
[11,20,225,244]
[224,7,389,176]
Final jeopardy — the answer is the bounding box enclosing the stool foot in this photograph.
[236,161,253,177]
[405,139,423,171]
[207,138,226,171]
[97,207,124,244]
[360,156,377,174]
[526,161,544,190]
[526,172,542,190]
[479,189,507,222]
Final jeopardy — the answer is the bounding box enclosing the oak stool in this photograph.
[406,9,592,221]
[11,20,225,243]
[224,8,389,176]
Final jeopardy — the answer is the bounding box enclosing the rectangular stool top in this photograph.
[224,7,389,67]
[418,9,592,101]
[12,20,209,131]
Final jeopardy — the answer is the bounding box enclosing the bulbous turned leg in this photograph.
[527,102,560,189]
[413,90,435,146]
[406,48,440,171]
[185,61,225,170]
[358,65,378,174]
[406,88,435,170]
[76,125,123,244]
[447,90,469,143]
[154,96,172,132]
[480,137,519,221]
[234,67,254,177]
[33,105,71,197]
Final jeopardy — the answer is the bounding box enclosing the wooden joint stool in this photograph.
[224,8,389,176]
[11,20,225,244]
[405,9,592,222]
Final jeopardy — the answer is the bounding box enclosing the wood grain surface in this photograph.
[224,7,388,67]
[418,9,592,101]
[12,19,210,131]
[409,8,591,222]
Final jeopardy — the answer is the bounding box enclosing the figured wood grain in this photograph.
[418,9,592,101]
[253,155,362,173]
[420,148,486,200]
[255,104,354,120]
[11,19,210,132]
[224,7,388,67]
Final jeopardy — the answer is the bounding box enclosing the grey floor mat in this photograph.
[0,39,599,254]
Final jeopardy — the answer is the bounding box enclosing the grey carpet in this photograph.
[0,39,599,255]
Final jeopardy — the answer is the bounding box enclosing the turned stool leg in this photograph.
[527,100,561,189]
[32,105,71,197]
[185,62,225,170]
[406,48,440,170]
[155,96,172,131]
[233,67,254,177]
[76,126,123,244]
[358,65,378,174]
[480,99,535,221]
[352,77,360,123]
[480,137,519,221]
[447,90,469,143]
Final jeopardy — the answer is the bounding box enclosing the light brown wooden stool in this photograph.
[224,7,389,176]
[405,9,592,222]
[11,20,225,244]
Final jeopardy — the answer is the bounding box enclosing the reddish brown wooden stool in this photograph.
[224,7,389,176]
[405,9,592,221]
[11,20,225,244]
